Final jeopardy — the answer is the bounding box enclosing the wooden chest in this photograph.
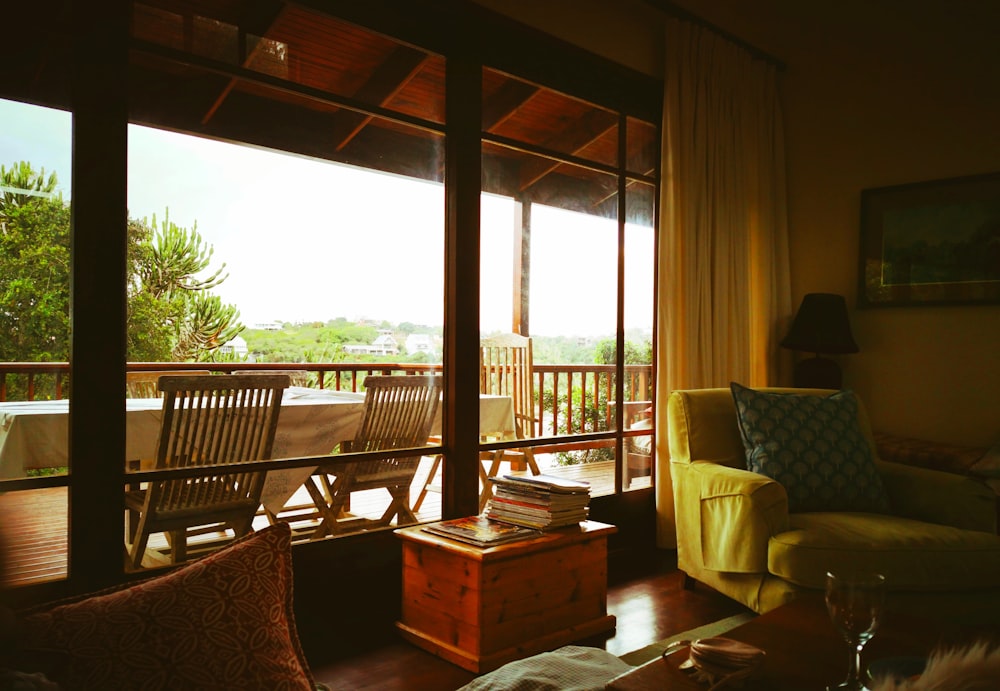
[395,520,617,673]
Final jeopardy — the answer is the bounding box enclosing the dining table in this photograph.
[0,387,517,515]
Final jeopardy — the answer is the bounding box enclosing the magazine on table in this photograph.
[422,515,541,547]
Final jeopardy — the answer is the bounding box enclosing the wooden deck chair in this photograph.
[477,333,541,507]
[125,369,211,398]
[124,373,289,569]
[307,374,442,539]
[234,369,310,387]
[414,334,543,512]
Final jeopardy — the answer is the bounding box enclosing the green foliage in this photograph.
[1,161,244,366]
[592,337,653,365]
[0,161,59,217]
[0,197,71,362]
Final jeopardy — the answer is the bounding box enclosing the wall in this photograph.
[478,0,1000,448]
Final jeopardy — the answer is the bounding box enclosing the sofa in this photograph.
[873,431,1000,527]
[668,385,1000,626]
[1,524,321,690]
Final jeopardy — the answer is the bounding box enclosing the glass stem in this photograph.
[846,641,863,686]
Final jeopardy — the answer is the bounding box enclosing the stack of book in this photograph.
[486,474,591,530]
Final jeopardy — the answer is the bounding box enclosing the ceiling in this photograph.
[120,0,658,222]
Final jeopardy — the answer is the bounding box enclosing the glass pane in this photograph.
[127,2,450,559]
[481,193,517,334]
[622,179,655,491]
[0,97,72,586]
[0,487,69,586]
[132,2,446,125]
[626,116,658,176]
[483,68,618,168]
[482,139,620,495]
[125,121,444,563]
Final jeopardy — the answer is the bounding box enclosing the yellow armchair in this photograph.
[668,387,1000,625]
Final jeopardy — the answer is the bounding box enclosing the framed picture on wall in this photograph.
[858,171,1000,307]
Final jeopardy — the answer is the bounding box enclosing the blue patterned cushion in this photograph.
[730,383,890,513]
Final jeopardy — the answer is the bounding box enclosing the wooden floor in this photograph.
[1,461,750,691]
[0,455,647,586]
[309,551,752,691]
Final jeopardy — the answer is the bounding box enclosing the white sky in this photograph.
[0,98,653,337]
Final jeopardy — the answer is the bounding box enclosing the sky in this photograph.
[0,98,653,337]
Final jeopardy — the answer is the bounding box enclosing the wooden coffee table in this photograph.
[612,595,989,690]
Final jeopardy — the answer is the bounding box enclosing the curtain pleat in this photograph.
[655,19,792,547]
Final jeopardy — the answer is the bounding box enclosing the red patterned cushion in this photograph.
[18,524,314,690]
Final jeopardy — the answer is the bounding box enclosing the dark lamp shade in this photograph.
[780,293,859,355]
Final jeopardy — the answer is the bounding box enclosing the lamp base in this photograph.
[793,356,842,389]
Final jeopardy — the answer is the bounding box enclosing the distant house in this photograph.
[219,335,249,358]
[343,329,399,356]
[253,321,283,331]
[405,333,435,357]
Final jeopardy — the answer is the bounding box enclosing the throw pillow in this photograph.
[17,523,314,691]
[730,383,890,513]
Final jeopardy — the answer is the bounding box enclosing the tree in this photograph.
[0,197,71,363]
[131,211,244,361]
[1,161,244,364]
[0,161,59,224]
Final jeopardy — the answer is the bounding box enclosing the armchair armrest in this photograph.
[876,459,997,533]
[687,461,789,573]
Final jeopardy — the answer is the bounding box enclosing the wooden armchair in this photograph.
[124,373,290,569]
[306,374,442,539]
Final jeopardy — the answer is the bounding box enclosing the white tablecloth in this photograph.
[0,388,516,513]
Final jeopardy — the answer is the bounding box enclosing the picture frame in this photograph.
[858,171,1000,307]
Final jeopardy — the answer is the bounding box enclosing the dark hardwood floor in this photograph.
[309,550,752,691]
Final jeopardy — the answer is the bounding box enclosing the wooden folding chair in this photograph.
[414,334,542,512]
[125,369,211,398]
[477,334,542,507]
[307,374,442,539]
[124,373,289,569]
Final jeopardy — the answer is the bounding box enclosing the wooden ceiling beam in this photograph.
[517,110,618,191]
[482,80,538,132]
[330,45,429,151]
[201,3,289,125]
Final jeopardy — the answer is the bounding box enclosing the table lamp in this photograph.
[780,293,858,389]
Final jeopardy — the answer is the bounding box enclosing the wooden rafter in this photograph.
[518,109,618,191]
[330,45,429,152]
[483,79,538,132]
[201,3,289,125]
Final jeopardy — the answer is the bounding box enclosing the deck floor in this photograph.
[0,455,649,587]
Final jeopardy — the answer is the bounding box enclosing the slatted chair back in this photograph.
[344,374,443,484]
[125,370,212,398]
[233,369,310,388]
[480,333,536,439]
[126,373,289,569]
[308,374,442,538]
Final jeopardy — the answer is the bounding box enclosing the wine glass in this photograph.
[825,571,886,690]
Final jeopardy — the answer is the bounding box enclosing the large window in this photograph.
[0,99,72,586]
[480,69,657,497]
[0,0,659,591]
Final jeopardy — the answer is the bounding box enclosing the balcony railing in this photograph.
[0,361,653,444]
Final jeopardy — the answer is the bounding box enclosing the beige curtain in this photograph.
[655,19,792,547]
